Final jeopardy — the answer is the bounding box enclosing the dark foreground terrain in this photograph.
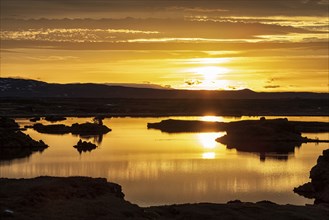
[1,176,329,220]
[295,149,329,204]
[1,151,329,220]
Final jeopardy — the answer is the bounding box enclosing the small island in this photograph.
[33,122,111,135]
[147,118,329,134]
[0,117,48,161]
[148,118,329,154]
[216,118,309,153]
[73,139,98,153]
[44,116,67,122]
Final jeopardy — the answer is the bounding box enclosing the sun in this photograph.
[189,66,230,90]
[195,66,229,81]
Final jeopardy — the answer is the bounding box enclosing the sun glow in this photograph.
[195,66,229,81]
[200,116,222,122]
[184,65,232,90]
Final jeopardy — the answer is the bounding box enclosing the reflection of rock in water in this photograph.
[225,141,300,161]
[260,153,290,162]
[294,149,329,204]
[0,117,48,161]
[73,139,97,154]
[79,134,103,144]
[223,140,302,154]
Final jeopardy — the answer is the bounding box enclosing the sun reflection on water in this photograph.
[202,152,216,159]
[197,132,221,149]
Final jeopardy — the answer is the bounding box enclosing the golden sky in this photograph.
[0,0,328,91]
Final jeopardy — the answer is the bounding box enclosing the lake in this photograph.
[0,116,328,206]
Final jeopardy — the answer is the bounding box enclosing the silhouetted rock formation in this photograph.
[148,119,226,132]
[0,176,145,219]
[0,117,48,161]
[33,123,71,134]
[71,122,111,135]
[73,139,97,153]
[93,115,105,125]
[216,118,307,154]
[294,149,329,204]
[44,116,67,122]
[291,121,329,133]
[148,118,329,134]
[149,118,328,155]
[1,176,328,220]
[33,122,111,135]
[29,117,40,122]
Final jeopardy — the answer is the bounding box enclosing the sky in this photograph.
[0,0,328,91]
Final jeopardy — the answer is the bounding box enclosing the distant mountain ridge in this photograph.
[0,78,328,99]
[104,83,171,90]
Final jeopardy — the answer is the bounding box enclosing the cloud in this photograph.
[185,79,202,86]
[2,16,326,51]
[26,56,79,61]
[1,0,328,19]
[0,28,159,43]
[264,85,281,89]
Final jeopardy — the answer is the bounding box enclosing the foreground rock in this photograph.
[0,176,145,220]
[0,117,48,161]
[147,201,329,220]
[33,122,111,135]
[294,149,329,204]
[73,139,97,153]
[0,176,328,220]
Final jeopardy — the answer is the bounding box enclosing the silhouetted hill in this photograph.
[0,78,328,99]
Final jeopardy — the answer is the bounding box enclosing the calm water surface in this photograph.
[1,116,328,206]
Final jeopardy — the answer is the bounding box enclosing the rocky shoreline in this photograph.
[294,149,329,204]
[0,176,328,220]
